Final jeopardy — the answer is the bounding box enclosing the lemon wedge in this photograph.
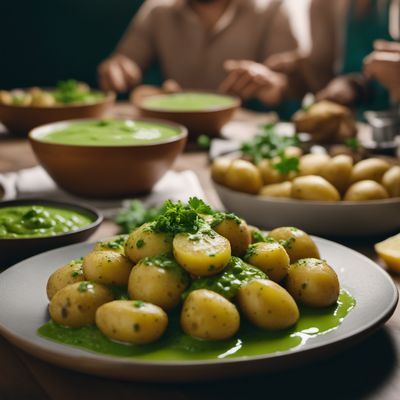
[375,234,400,272]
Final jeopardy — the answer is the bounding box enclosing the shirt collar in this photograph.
[175,0,241,34]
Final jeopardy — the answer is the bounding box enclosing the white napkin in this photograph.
[0,166,207,218]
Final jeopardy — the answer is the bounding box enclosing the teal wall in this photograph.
[0,1,144,89]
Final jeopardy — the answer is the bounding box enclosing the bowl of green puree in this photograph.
[0,199,102,268]
[29,118,187,198]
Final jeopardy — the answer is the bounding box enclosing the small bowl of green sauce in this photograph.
[137,92,240,138]
[0,199,102,268]
[29,118,187,198]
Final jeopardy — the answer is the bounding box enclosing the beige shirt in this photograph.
[115,0,298,90]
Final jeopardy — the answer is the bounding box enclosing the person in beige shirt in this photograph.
[98,0,299,106]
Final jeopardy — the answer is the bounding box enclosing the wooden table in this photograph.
[0,106,400,400]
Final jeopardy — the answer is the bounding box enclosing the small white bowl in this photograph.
[214,182,400,237]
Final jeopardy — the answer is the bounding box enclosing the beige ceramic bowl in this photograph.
[137,92,240,138]
[0,91,115,135]
[214,182,400,237]
[29,118,187,198]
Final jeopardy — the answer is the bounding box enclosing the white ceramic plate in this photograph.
[214,183,400,237]
[0,238,397,382]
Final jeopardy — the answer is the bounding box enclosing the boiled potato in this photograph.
[286,258,340,307]
[237,279,299,330]
[211,157,231,184]
[298,154,330,176]
[212,216,251,257]
[128,256,189,310]
[224,159,263,194]
[382,166,400,197]
[46,259,85,300]
[291,175,340,201]
[320,154,353,193]
[96,300,168,344]
[344,180,389,201]
[284,146,303,158]
[83,251,133,286]
[0,90,12,105]
[260,181,292,198]
[31,90,56,106]
[258,159,287,185]
[245,241,289,282]
[181,289,240,340]
[49,281,113,327]
[350,158,390,183]
[125,223,173,263]
[173,231,231,276]
[93,235,127,254]
[268,227,320,263]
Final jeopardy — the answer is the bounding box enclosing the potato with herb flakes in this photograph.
[94,235,128,254]
[211,157,231,184]
[350,158,390,183]
[344,180,389,201]
[237,279,299,330]
[260,181,292,199]
[173,230,231,276]
[382,166,400,197]
[211,214,251,257]
[46,259,85,300]
[49,281,113,327]
[128,256,189,311]
[320,154,353,193]
[224,159,263,194]
[291,175,340,201]
[181,289,240,340]
[286,258,339,307]
[244,241,290,282]
[125,222,173,263]
[96,300,168,344]
[258,159,287,185]
[83,251,133,286]
[268,227,320,263]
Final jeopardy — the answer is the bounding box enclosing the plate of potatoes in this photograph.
[0,206,397,381]
[212,154,400,236]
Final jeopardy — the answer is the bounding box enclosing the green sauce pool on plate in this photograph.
[141,92,237,112]
[0,206,94,238]
[37,120,181,146]
[38,289,355,361]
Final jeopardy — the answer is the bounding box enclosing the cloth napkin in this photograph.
[0,166,207,218]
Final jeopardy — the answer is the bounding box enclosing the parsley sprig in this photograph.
[241,123,300,174]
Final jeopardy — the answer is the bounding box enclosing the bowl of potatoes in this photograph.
[0,80,115,135]
[212,154,400,237]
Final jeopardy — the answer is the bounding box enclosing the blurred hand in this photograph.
[219,60,288,106]
[98,54,142,92]
[364,40,400,102]
[316,77,358,106]
[265,50,303,74]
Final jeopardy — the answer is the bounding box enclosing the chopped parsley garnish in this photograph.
[132,300,145,308]
[115,200,162,234]
[241,123,300,167]
[78,282,94,293]
[71,269,83,278]
[142,255,190,284]
[243,244,258,261]
[345,137,360,152]
[279,237,296,249]
[211,212,241,227]
[136,239,145,248]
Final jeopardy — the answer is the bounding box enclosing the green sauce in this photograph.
[184,257,267,300]
[38,120,181,146]
[38,290,355,361]
[0,206,94,238]
[141,92,236,112]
